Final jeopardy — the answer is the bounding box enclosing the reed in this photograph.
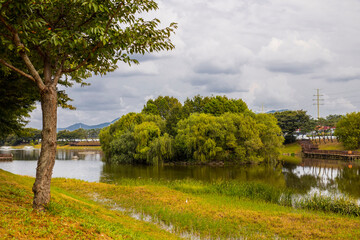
[116,178,360,216]
[297,194,360,217]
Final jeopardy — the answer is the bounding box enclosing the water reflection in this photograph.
[0,149,104,182]
[337,167,360,198]
[5,148,103,161]
[100,164,286,187]
[1,149,360,200]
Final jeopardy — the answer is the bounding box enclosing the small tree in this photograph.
[0,0,176,210]
[335,112,360,150]
[273,110,311,143]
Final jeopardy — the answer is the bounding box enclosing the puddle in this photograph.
[91,193,201,239]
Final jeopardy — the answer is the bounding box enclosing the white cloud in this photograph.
[258,35,332,74]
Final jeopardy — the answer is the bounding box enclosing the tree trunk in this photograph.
[32,86,57,211]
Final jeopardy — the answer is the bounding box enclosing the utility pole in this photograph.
[313,89,324,119]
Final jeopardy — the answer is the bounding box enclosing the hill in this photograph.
[266,109,289,114]
[57,118,119,131]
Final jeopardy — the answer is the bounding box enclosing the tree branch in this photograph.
[34,45,46,60]
[52,58,65,86]
[0,14,16,34]
[0,14,46,90]
[35,9,52,27]
[0,58,36,82]
[13,34,46,91]
[77,12,97,28]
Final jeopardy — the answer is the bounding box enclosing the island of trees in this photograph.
[100,95,284,165]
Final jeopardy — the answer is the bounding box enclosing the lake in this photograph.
[1,148,360,200]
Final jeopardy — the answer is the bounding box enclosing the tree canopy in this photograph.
[273,110,311,143]
[183,95,248,117]
[335,112,360,150]
[100,96,284,165]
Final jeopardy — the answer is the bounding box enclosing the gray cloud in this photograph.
[194,62,241,75]
[258,36,332,75]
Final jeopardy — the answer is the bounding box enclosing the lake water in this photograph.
[1,148,360,200]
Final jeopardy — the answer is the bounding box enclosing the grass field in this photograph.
[1,169,360,239]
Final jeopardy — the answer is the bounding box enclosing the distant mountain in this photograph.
[266,109,289,114]
[57,118,119,131]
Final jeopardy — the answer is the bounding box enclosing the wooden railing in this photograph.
[0,154,13,160]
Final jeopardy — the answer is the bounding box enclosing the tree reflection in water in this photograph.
[101,158,360,200]
[1,148,360,201]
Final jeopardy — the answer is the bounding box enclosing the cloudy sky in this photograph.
[28,0,360,129]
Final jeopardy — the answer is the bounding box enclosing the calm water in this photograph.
[1,148,360,200]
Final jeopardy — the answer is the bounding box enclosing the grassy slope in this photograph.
[1,170,360,239]
[0,170,179,240]
[281,142,302,154]
[317,141,349,151]
[280,143,302,164]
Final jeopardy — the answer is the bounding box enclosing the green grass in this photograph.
[298,194,360,216]
[54,177,360,239]
[2,170,360,239]
[312,140,360,151]
[281,142,302,154]
[279,142,303,164]
[0,169,180,240]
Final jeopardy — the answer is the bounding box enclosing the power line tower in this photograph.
[313,89,324,119]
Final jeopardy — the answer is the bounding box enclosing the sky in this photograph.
[28,0,360,129]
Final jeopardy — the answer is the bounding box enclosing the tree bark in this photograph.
[32,85,57,211]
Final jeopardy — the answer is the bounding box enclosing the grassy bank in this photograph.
[1,170,360,239]
[279,142,302,164]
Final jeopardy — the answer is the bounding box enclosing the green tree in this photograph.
[20,127,42,144]
[335,112,360,150]
[0,70,38,139]
[0,127,41,146]
[133,121,161,162]
[204,96,248,116]
[255,113,284,161]
[142,96,183,135]
[175,113,223,162]
[148,133,174,164]
[273,110,311,143]
[325,114,342,127]
[57,130,71,142]
[100,112,169,164]
[183,95,248,117]
[101,98,283,165]
[182,95,211,116]
[0,0,176,210]
[175,113,266,163]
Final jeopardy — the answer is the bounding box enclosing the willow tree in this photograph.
[0,0,176,210]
